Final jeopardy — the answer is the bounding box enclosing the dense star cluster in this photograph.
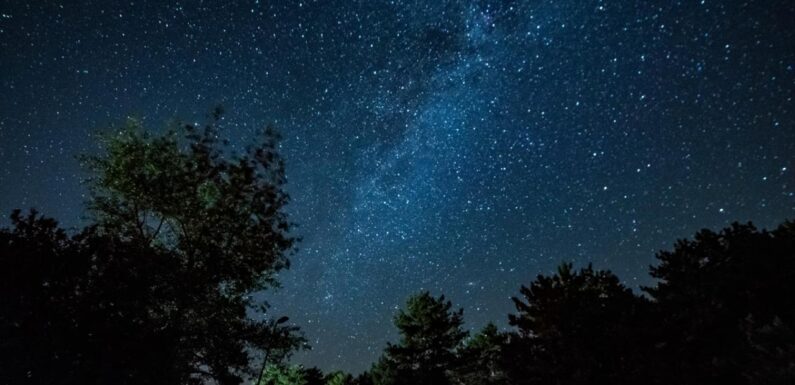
[1,0,793,373]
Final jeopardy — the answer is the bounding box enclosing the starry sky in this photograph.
[1,0,794,374]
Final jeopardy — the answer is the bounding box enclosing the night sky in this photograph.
[1,0,794,373]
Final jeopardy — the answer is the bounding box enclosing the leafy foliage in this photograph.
[82,110,295,294]
[0,111,303,385]
[325,371,355,385]
[258,365,308,385]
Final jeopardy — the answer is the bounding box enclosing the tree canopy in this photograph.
[644,221,795,384]
[374,292,467,385]
[358,221,795,385]
[1,111,304,385]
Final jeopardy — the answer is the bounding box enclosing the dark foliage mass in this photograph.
[643,222,795,384]
[356,222,795,385]
[373,292,467,385]
[1,113,304,385]
[1,113,794,384]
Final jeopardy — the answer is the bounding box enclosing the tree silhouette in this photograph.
[506,263,651,385]
[644,221,795,384]
[301,367,326,385]
[355,219,795,385]
[77,111,304,384]
[0,110,304,385]
[0,210,188,384]
[0,211,73,383]
[451,323,509,385]
[743,316,795,384]
[368,356,397,385]
[81,108,295,294]
[374,292,467,385]
[352,371,375,385]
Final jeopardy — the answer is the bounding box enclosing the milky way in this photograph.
[1,0,794,373]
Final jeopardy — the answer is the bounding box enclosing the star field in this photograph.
[1,0,794,373]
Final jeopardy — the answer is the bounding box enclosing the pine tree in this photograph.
[452,323,509,385]
[375,292,467,385]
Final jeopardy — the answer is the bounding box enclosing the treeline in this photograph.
[259,221,795,385]
[1,112,794,384]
